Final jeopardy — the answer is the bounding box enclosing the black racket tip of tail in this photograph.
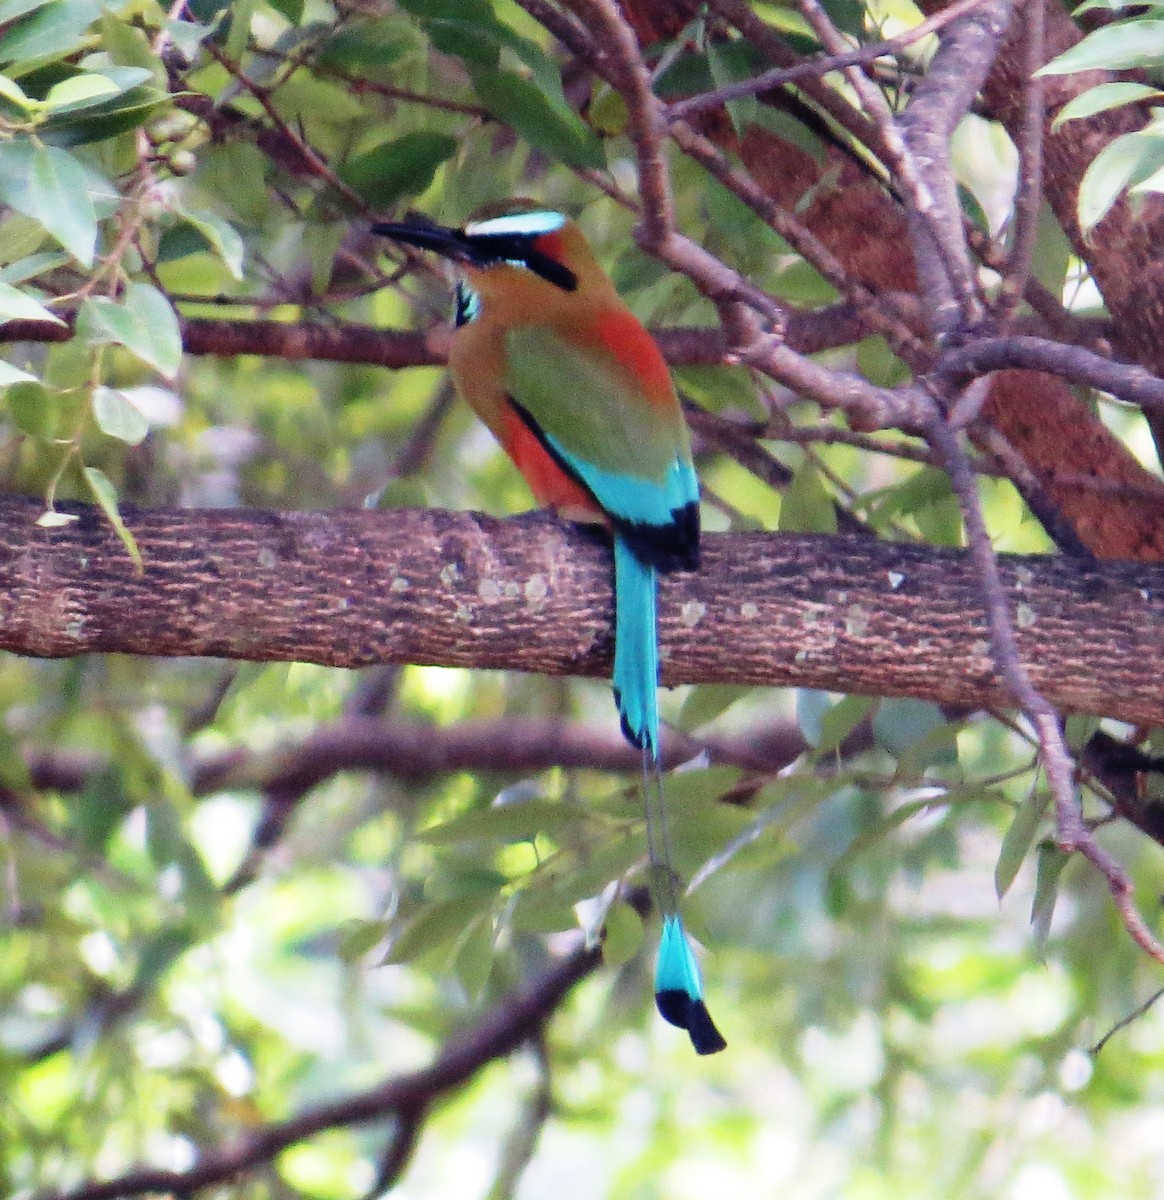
[656,989,728,1055]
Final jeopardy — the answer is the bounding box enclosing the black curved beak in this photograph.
[371,219,473,264]
[372,218,577,291]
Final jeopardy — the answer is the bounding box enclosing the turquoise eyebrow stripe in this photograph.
[464,210,567,237]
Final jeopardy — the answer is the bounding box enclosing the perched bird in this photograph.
[374,202,725,1054]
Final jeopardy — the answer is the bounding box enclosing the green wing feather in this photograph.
[504,325,689,483]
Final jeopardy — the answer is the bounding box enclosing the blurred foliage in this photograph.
[1,1,1163,1199]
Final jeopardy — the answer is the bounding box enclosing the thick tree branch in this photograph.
[0,304,886,365]
[0,496,1161,724]
[936,336,1164,415]
[191,716,824,795]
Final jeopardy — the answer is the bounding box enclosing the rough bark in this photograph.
[0,495,1161,724]
[0,304,881,365]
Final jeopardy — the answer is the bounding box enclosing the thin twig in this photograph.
[669,0,989,120]
[967,421,1099,558]
[483,1038,554,1200]
[200,40,368,210]
[1091,984,1164,1057]
[925,411,1164,965]
[996,0,1045,322]
[363,1109,425,1199]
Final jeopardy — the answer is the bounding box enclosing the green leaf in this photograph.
[451,915,495,1000]
[1077,131,1164,234]
[674,363,762,417]
[1051,82,1163,131]
[268,0,304,23]
[193,141,270,225]
[0,70,33,107]
[823,0,865,34]
[0,0,103,67]
[677,684,751,732]
[601,901,644,968]
[5,379,55,435]
[0,0,56,22]
[872,698,949,760]
[796,688,835,749]
[132,928,192,990]
[96,14,158,76]
[316,18,418,70]
[687,774,836,891]
[707,38,759,137]
[995,787,1050,900]
[302,221,344,294]
[82,465,143,571]
[338,131,459,207]
[397,0,494,22]
[814,694,874,755]
[40,82,166,147]
[76,283,182,378]
[0,140,118,220]
[417,797,588,844]
[1036,19,1164,75]
[469,64,605,170]
[338,918,390,961]
[1031,842,1070,951]
[0,249,69,283]
[0,278,64,324]
[175,206,245,279]
[28,143,97,265]
[165,17,220,60]
[145,798,184,865]
[398,0,500,67]
[92,385,149,445]
[509,892,580,934]
[0,211,47,260]
[856,334,910,388]
[43,72,119,111]
[382,899,478,965]
[68,764,132,852]
[779,459,837,534]
[224,0,257,61]
[0,720,31,793]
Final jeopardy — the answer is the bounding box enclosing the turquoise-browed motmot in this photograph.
[374,203,725,1055]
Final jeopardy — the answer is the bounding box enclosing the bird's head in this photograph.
[372,201,608,303]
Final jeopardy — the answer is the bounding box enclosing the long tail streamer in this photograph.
[612,535,726,1055]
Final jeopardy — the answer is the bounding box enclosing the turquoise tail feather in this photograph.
[655,915,727,1055]
[611,534,659,757]
[611,535,726,1054]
